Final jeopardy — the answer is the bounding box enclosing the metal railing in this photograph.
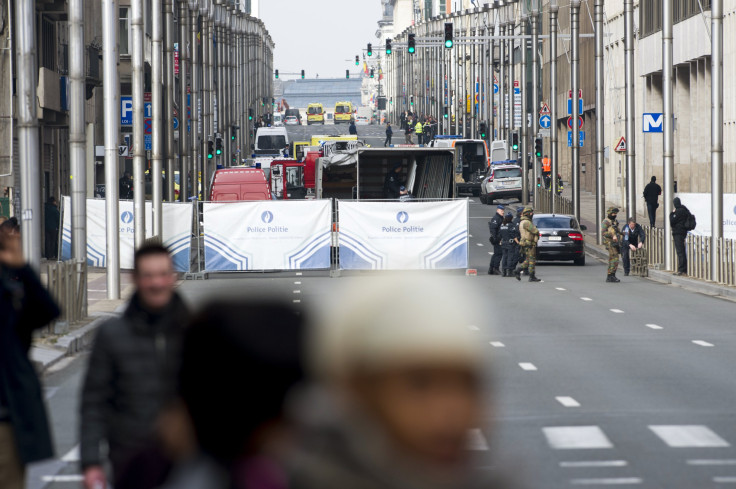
[535,189,574,216]
[47,259,87,334]
[144,235,163,246]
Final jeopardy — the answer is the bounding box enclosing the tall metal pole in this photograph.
[189,2,199,200]
[531,2,540,207]
[69,0,87,276]
[595,0,605,244]
[164,0,175,202]
[710,0,723,281]
[152,0,164,235]
[499,22,506,143]
[179,3,190,201]
[520,10,528,205]
[102,0,120,298]
[624,0,636,220]
[663,0,675,268]
[131,0,145,247]
[15,0,42,270]
[550,0,558,213]
[571,0,581,221]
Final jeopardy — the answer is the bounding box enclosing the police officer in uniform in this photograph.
[602,206,622,282]
[383,163,404,199]
[498,213,519,277]
[487,205,505,275]
[515,207,541,282]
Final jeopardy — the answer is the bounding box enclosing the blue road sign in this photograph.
[144,102,152,118]
[145,134,152,151]
[643,113,664,133]
[514,87,521,95]
[567,130,585,147]
[567,98,583,115]
[121,96,133,125]
[539,114,552,129]
[173,117,179,131]
[493,84,499,94]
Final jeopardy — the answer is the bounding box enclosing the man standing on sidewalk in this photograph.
[487,204,505,275]
[80,244,189,489]
[602,207,622,283]
[670,197,693,276]
[621,217,646,276]
[643,176,662,227]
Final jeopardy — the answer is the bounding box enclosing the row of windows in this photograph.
[640,0,712,38]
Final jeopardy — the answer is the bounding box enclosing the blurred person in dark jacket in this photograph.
[291,275,512,489]
[44,196,60,260]
[80,244,189,489]
[0,224,60,489]
[669,197,693,276]
[621,217,646,276]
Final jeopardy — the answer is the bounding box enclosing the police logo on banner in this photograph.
[397,211,409,224]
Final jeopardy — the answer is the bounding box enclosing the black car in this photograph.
[533,213,587,266]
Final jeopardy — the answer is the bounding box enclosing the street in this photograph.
[29,151,736,487]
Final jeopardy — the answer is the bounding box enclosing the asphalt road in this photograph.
[29,124,736,488]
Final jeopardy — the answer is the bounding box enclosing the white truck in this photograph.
[252,127,290,175]
[355,106,374,125]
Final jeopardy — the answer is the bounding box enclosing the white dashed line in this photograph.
[688,460,736,466]
[556,396,581,407]
[519,362,538,371]
[581,297,593,301]
[556,287,567,291]
[42,476,85,482]
[692,340,715,347]
[570,478,642,485]
[476,243,484,247]
[468,325,480,331]
[488,251,493,255]
[610,309,625,314]
[294,281,302,285]
[543,426,613,449]
[467,428,490,451]
[293,290,301,294]
[490,341,505,348]
[61,445,80,462]
[295,272,303,276]
[649,425,730,448]
[645,324,663,330]
[560,461,628,468]
[714,477,736,484]
[292,299,301,304]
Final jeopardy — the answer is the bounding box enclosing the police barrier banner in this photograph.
[202,200,332,271]
[676,193,736,239]
[338,200,468,270]
[61,197,193,271]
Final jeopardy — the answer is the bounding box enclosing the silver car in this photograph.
[480,164,523,204]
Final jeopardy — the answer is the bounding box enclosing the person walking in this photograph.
[514,207,541,282]
[621,217,646,276]
[643,176,662,227]
[119,171,134,200]
[44,196,60,260]
[348,120,358,136]
[404,119,413,144]
[399,111,407,131]
[498,213,519,277]
[670,197,694,276]
[512,207,524,270]
[414,119,424,145]
[487,204,505,275]
[0,228,60,489]
[80,244,190,489]
[602,206,622,282]
[384,122,393,147]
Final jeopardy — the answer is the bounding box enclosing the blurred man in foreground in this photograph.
[80,244,189,489]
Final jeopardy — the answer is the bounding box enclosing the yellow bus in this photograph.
[334,101,354,124]
[307,103,325,125]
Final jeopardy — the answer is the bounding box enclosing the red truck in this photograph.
[209,168,272,202]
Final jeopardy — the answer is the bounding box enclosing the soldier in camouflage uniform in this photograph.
[602,206,622,282]
[514,207,541,282]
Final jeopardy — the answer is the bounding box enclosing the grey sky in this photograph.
[260,0,384,80]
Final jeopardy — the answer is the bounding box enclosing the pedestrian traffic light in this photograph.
[215,135,223,156]
[230,125,238,141]
[479,122,487,139]
[274,69,279,79]
[370,69,374,79]
[410,96,414,106]
[534,138,543,158]
[301,70,305,79]
[444,23,454,49]
[346,70,350,79]
[367,43,373,57]
[537,177,542,188]
[408,34,416,54]
[248,109,253,121]
[355,55,359,66]
[207,137,214,160]
[386,39,392,55]
[512,132,519,151]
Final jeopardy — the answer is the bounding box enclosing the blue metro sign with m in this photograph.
[643,113,664,133]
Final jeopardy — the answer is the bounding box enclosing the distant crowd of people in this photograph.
[399,111,438,145]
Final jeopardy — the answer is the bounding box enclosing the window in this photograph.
[119,7,130,56]
[640,0,712,38]
[41,17,56,70]
[493,168,522,179]
[256,136,287,152]
[533,217,579,230]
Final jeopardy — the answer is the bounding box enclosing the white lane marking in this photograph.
[556,287,567,291]
[560,460,628,468]
[468,325,480,331]
[556,396,582,407]
[476,243,484,247]
[519,362,538,371]
[490,341,505,347]
[88,289,107,292]
[469,234,474,237]
[688,459,736,466]
[467,428,490,451]
[714,477,736,483]
[293,290,301,294]
[645,324,663,330]
[649,425,730,448]
[610,309,625,313]
[570,478,642,485]
[543,426,613,449]
[693,340,715,347]
[61,444,80,462]
[292,299,301,304]
[294,281,302,285]
[295,272,303,276]
[581,297,593,301]
[42,475,85,482]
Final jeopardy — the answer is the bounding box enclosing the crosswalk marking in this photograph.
[649,425,730,448]
[570,478,642,485]
[543,426,614,450]
[467,428,490,451]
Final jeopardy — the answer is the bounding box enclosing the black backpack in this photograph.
[685,212,696,231]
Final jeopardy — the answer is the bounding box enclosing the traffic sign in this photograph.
[567,116,583,130]
[614,137,627,152]
[173,117,179,131]
[538,128,550,138]
[539,114,551,129]
[118,145,129,157]
[514,80,520,88]
[144,119,152,135]
[643,113,664,133]
[567,130,585,147]
[539,102,550,115]
[493,84,499,94]
[567,98,583,115]
[145,134,152,151]
[568,89,583,99]
[121,96,133,126]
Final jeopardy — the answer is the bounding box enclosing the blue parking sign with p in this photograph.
[121,97,133,126]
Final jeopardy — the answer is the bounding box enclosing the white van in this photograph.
[273,113,283,127]
[254,127,289,156]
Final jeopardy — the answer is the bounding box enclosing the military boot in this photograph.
[514,266,522,281]
[528,273,541,282]
[606,273,621,283]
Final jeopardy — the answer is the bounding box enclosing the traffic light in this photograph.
[207,137,214,160]
[301,69,305,79]
[511,132,519,151]
[537,177,542,188]
[215,135,223,156]
[410,95,414,106]
[355,55,359,66]
[444,23,454,49]
[230,125,238,141]
[370,69,374,79]
[274,69,279,79]
[534,138,543,158]
[367,43,373,57]
[346,70,350,79]
[408,33,416,54]
[443,107,448,119]
[248,109,253,122]
[479,122,487,139]
[386,39,392,55]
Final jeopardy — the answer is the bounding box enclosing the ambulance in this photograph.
[334,101,354,125]
[306,103,325,125]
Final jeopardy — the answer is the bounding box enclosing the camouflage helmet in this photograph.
[607,206,620,216]
[522,206,534,218]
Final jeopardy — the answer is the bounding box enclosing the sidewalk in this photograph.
[30,266,135,373]
[565,189,736,301]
